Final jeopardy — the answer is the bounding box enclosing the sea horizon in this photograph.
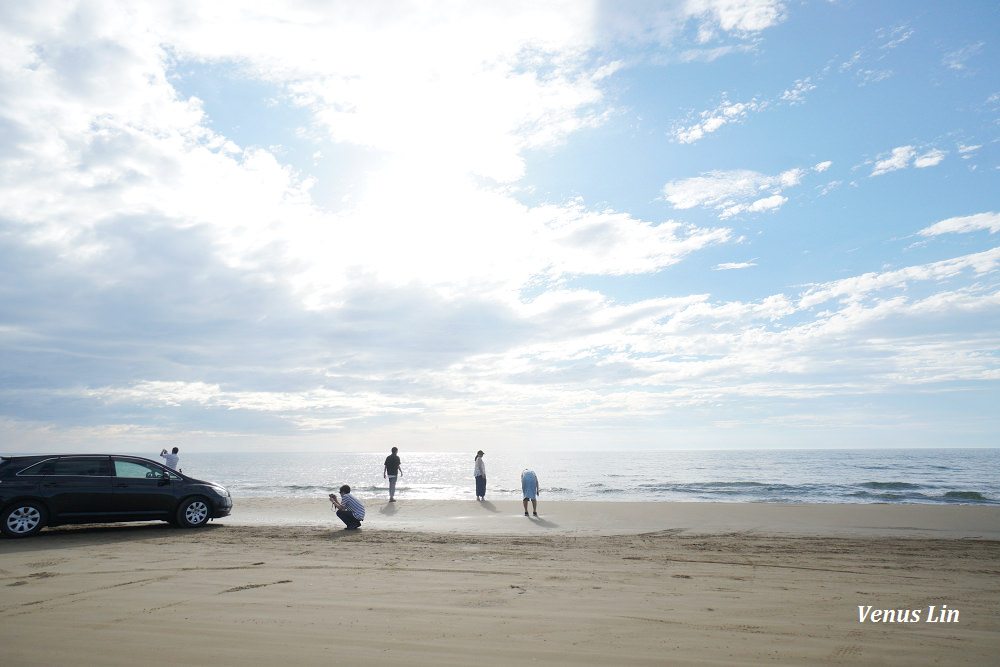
[159,447,999,506]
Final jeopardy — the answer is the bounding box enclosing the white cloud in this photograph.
[161,2,609,184]
[878,25,914,51]
[686,0,788,35]
[673,72,830,146]
[672,96,764,143]
[746,194,787,213]
[918,212,1000,237]
[533,203,733,278]
[836,24,912,88]
[958,144,981,158]
[677,44,750,62]
[799,247,1000,308]
[871,145,915,176]
[914,149,947,168]
[944,41,985,70]
[871,145,947,175]
[715,260,757,270]
[1,1,746,310]
[780,77,816,105]
[662,167,805,217]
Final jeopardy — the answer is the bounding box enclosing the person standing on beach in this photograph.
[330,485,366,530]
[474,450,486,501]
[159,447,179,470]
[521,469,539,516]
[383,446,402,502]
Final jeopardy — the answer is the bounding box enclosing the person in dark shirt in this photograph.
[383,446,402,502]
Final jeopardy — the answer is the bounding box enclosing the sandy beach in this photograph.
[2,500,998,665]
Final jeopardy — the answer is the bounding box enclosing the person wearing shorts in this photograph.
[521,469,539,516]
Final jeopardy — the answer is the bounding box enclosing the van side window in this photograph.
[49,457,111,476]
[18,460,56,475]
[114,459,172,479]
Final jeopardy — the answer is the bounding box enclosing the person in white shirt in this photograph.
[159,447,179,470]
[474,450,486,501]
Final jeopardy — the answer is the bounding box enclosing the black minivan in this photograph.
[0,454,232,537]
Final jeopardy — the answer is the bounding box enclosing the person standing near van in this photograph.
[384,446,402,502]
[160,447,179,470]
[474,450,486,501]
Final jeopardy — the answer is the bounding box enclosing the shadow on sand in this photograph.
[0,521,226,553]
[527,515,559,528]
[477,500,500,513]
[325,526,366,539]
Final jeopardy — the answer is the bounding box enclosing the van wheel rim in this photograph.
[7,507,41,534]
[185,501,208,524]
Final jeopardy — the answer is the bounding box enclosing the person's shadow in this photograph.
[478,500,500,513]
[379,502,399,516]
[528,514,558,528]
[326,527,365,539]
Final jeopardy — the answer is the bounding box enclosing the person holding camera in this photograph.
[159,446,180,470]
[330,485,366,530]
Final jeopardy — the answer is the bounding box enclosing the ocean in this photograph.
[174,448,1000,505]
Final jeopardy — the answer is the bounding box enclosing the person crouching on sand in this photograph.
[521,469,539,516]
[330,485,366,530]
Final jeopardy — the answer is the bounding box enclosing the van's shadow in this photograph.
[0,521,225,553]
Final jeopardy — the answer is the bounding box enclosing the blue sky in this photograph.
[1,0,998,453]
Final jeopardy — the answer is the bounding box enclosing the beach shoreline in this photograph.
[2,501,998,665]
[229,497,1000,539]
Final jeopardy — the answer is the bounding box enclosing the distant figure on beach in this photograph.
[384,446,402,502]
[474,450,487,501]
[521,469,539,516]
[330,485,366,530]
[160,447,179,470]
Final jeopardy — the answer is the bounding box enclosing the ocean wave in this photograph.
[941,491,990,502]
[638,481,790,490]
[705,481,771,488]
[859,482,921,490]
[849,490,931,502]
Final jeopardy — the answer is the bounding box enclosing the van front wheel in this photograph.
[176,497,210,528]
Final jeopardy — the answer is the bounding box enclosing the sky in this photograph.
[1,0,998,454]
